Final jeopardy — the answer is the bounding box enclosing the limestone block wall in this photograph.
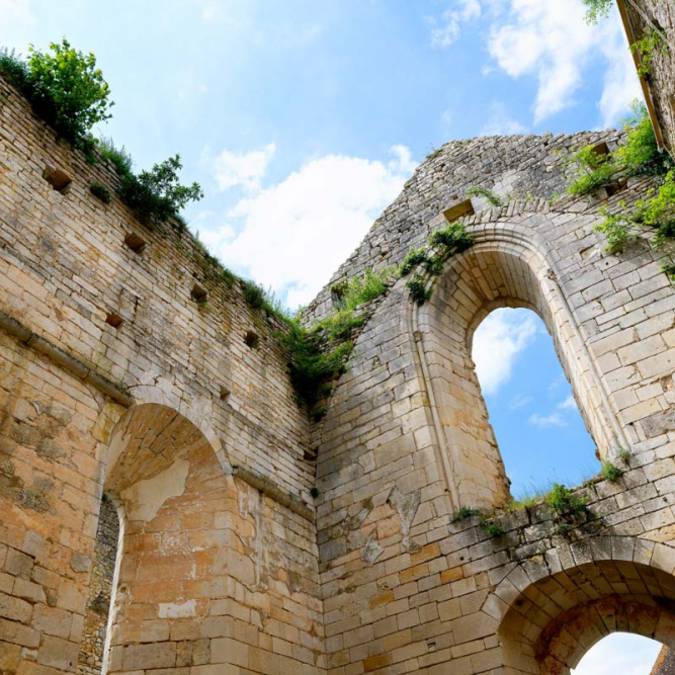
[618,0,675,154]
[313,133,675,672]
[0,74,324,673]
[1,51,675,675]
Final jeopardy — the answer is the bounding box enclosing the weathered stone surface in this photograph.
[0,5,674,671]
[618,0,675,154]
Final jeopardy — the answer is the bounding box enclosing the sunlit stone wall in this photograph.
[1,29,674,671]
[0,73,323,673]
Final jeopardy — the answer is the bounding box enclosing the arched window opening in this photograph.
[471,307,599,499]
[572,633,665,674]
[419,238,625,510]
[78,493,122,675]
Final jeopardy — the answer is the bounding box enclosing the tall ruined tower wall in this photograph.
[618,0,675,154]
[312,131,675,671]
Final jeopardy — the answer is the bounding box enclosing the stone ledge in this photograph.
[231,464,314,522]
[0,309,133,407]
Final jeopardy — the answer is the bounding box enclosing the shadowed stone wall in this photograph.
[618,0,675,155]
[78,494,119,674]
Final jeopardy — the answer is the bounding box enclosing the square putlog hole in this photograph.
[105,313,124,329]
[590,141,610,158]
[604,178,628,198]
[124,232,146,253]
[443,199,474,224]
[42,165,72,193]
[244,330,260,349]
[191,283,208,304]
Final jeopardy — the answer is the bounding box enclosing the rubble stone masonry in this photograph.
[0,6,674,670]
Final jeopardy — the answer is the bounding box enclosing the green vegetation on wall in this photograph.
[117,154,203,227]
[581,0,613,24]
[566,106,674,276]
[399,220,474,305]
[0,39,111,148]
[0,42,203,228]
[280,267,395,412]
[631,30,667,77]
[0,37,397,414]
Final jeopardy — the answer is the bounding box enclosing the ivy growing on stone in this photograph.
[451,506,504,538]
[631,30,666,77]
[565,107,674,277]
[567,106,672,197]
[566,145,616,197]
[399,248,429,277]
[601,460,623,482]
[406,276,431,305]
[480,517,505,538]
[596,169,675,261]
[451,506,481,522]
[545,483,588,518]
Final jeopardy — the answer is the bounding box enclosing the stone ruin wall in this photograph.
[617,0,675,154]
[308,131,675,670]
[0,74,324,673]
[0,16,675,673]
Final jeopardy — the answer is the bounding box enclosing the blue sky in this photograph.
[4,1,661,667]
[472,308,599,499]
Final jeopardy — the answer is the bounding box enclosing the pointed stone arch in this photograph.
[87,402,231,672]
[488,536,675,673]
[409,218,630,510]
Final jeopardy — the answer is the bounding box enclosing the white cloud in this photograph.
[213,143,276,192]
[528,394,579,428]
[510,394,533,410]
[487,0,641,124]
[572,632,662,675]
[481,102,528,135]
[488,0,593,122]
[528,411,566,428]
[198,0,219,22]
[388,144,417,175]
[558,395,577,411]
[205,145,416,307]
[472,308,539,396]
[430,0,481,48]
